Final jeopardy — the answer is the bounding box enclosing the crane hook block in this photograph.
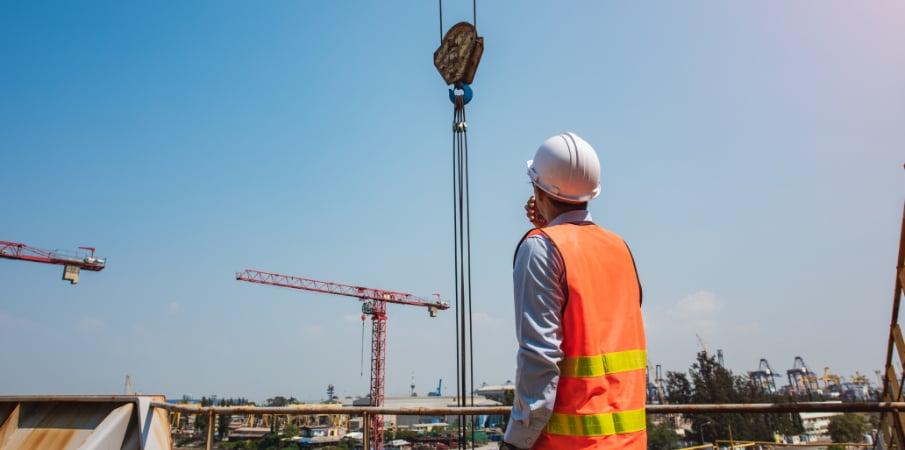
[449,83,473,105]
[434,22,484,86]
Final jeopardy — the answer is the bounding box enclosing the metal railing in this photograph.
[153,401,905,449]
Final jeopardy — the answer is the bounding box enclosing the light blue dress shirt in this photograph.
[503,209,594,448]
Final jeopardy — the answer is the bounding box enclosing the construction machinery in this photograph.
[646,364,668,405]
[821,367,844,398]
[235,269,448,450]
[749,358,781,394]
[428,379,443,397]
[852,371,871,388]
[1,240,105,284]
[787,356,822,399]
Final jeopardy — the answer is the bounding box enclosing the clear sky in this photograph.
[2,1,904,404]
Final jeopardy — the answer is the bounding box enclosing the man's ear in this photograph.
[532,185,546,202]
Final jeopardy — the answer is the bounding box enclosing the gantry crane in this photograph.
[0,240,105,284]
[821,367,843,397]
[787,356,821,399]
[645,363,668,405]
[236,269,448,450]
[749,358,781,394]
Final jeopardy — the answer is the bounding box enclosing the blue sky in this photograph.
[2,1,904,403]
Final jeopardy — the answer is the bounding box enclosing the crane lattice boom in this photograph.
[1,240,106,284]
[0,241,106,271]
[236,269,449,311]
[235,268,447,450]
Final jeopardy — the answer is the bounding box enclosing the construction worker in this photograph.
[500,132,646,449]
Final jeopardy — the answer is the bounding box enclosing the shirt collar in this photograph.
[548,209,593,226]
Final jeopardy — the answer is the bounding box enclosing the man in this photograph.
[500,132,647,449]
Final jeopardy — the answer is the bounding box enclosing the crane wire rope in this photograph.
[451,87,476,450]
[437,2,480,446]
[360,316,366,377]
[439,0,477,43]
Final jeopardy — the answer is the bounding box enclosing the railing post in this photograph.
[362,411,370,450]
[205,408,215,450]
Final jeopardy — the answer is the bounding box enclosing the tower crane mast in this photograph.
[236,268,449,450]
[0,240,105,284]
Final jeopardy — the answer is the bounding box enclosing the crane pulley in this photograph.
[235,269,447,450]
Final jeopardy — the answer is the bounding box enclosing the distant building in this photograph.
[476,384,514,404]
[228,427,270,441]
[385,439,413,449]
[800,411,842,442]
[346,395,503,429]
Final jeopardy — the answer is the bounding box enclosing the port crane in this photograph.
[787,356,821,399]
[821,367,844,398]
[428,378,443,397]
[0,240,105,284]
[236,269,448,450]
[749,358,781,394]
[645,363,668,404]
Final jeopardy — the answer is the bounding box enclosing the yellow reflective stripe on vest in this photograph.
[547,408,646,437]
[558,349,646,378]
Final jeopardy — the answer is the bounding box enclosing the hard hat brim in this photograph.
[526,159,600,203]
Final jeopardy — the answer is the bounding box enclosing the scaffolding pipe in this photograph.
[152,401,905,416]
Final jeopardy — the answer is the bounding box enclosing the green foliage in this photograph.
[282,422,300,437]
[503,389,514,406]
[664,352,804,443]
[392,428,419,440]
[264,396,298,407]
[647,416,679,450]
[828,413,869,443]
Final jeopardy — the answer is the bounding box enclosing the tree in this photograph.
[503,389,514,406]
[194,396,217,440]
[265,396,291,407]
[282,423,299,438]
[217,398,233,441]
[647,416,679,450]
[828,413,869,444]
[665,352,803,444]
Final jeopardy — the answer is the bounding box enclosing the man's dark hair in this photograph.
[548,196,588,211]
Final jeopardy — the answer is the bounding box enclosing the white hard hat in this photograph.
[526,132,601,203]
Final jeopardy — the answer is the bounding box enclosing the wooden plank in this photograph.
[895,325,905,392]
[888,365,905,448]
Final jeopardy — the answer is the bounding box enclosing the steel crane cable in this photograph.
[451,88,476,449]
[438,2,480,447]
[439,0,477,43]
[360,315,366,377]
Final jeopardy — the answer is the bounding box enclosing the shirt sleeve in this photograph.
[504,233,566,448]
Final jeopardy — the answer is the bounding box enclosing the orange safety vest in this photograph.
[522,223,646,449]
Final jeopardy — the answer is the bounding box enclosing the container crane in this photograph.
[0,240,105,284]
[749,358,781,394]
[787,356,821,399]
[645,363,668,404]
[851,371,871,387]
[235,269,449,450]
[821,367,843,398]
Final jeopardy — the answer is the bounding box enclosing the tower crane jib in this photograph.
[235,268,449,450]
[0,240,106,284]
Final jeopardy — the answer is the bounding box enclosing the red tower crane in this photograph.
[0,240,106,284]
[236,268,448,450]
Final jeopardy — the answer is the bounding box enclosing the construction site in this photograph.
[3,2,904,450]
